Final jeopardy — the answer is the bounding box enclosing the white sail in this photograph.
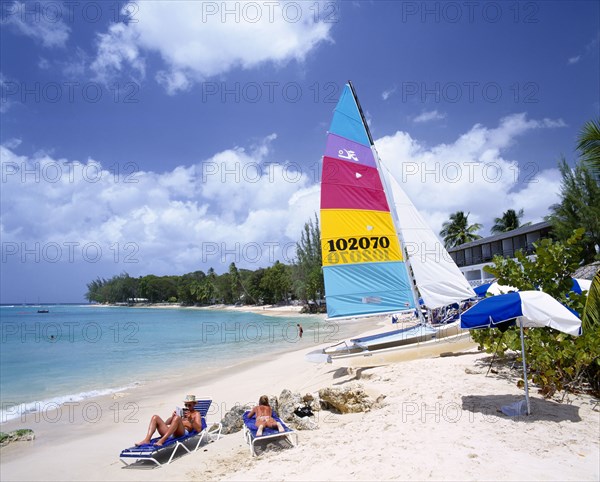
[384,168,476,308]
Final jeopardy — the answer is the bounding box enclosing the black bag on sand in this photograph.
[294,406,314,418]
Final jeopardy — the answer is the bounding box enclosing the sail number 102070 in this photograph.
[326,236,390,252]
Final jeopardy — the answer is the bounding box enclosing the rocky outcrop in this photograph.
[0,429,35,447]
[318,384,373,414]
[278,389,303,422]
[220,404,251,434]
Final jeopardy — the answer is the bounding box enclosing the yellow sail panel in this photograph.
[321,209,403,266]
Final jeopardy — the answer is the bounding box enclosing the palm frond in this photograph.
[582,271,600,332]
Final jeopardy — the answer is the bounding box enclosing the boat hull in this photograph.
[308,322,475,368]
[327,331,475,368]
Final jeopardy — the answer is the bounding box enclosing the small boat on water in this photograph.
[37,309,49,313]
[307,82,477,367]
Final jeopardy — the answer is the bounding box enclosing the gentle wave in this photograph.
[0,383,140,423]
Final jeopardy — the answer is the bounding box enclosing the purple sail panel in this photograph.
[325,133,376,169]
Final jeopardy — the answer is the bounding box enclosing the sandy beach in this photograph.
[1,308,598,481]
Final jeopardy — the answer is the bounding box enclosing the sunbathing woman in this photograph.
[248,395,284,437]
[136,395,203,446]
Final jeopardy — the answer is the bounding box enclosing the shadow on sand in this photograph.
[461,394,582,423]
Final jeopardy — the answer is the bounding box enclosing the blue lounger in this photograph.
[242,410,297,457]
[120,399,222,467]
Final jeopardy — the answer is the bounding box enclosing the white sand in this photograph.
[1,331,598,481]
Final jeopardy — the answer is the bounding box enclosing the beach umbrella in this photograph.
[571,278,592,294]
[461,291,581,415]
[473,281,518,297]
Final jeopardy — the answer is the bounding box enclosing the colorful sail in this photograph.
[320,84,415,319]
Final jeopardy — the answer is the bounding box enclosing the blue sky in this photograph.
[1,0,599,303]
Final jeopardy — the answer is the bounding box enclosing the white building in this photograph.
[448,221,552,287]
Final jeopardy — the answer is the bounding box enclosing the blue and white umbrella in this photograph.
[473,282,517,297]
[571,278,592,294]
[474,278,591,298]
[461,291,582,415]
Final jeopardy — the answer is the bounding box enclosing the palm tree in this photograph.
[491,209,531,234]
[440,211,482,249]
[577,118,600,178]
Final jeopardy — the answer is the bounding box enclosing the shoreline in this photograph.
[0,306,374,427]
[93,302,324,319]
[1,341,598,481]
[2,306,597,481]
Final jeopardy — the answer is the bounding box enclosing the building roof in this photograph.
[448,221,552,252]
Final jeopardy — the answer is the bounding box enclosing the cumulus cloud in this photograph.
[1,1,70,48]
[0,135,319,279]
[375,113,567,236]
[90,1,332,92]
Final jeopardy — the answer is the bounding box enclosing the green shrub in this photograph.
[471,229,600,396]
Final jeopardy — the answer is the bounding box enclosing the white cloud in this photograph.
[413,110,447,123]
[0,135,319,277]
[382,86,396,101]
[90,1,332,92]
[2,1,70,48]
[567,33,600,65]
[91,22,145,84]
[374,113,567,237]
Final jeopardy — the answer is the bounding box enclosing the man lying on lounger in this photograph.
[248,395,285,437]
[136,395,203,447]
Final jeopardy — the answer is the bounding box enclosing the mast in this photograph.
[347,80,426,323]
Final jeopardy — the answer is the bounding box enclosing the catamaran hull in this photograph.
[326,331,475,368]
[324,320,463,354]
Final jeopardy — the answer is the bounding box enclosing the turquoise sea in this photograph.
[0,305,339,423]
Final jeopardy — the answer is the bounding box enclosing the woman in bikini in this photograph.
[248,395,284,437]
[136,395,202,447]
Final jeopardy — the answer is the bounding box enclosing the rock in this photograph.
[268,395,279,415]
[0,429,35,447]
[293,414,319,430]
[318,384,373,414]
[278,389,303,422]
[220,404,251,435]
[306,392,321,412]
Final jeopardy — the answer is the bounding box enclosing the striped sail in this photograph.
[320,84,415,319]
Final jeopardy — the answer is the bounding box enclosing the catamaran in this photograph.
[308,81,477,366]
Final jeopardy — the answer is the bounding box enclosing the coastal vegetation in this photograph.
[471,231,600,396]
[546,117,600,264]
[546,159,600,264]
[85,217,325,310]
[469,119,600,396]
[491,209,530,234]
[440,211,482,248]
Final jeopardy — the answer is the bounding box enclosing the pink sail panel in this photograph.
[324,133,377,168]
[321,157,389,211]
[322,156,384,190]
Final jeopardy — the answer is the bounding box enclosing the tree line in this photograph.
[85,216,325,310]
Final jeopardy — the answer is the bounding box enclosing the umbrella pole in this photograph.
[519,318,531,415]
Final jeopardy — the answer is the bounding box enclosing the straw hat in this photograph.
[183,395,197,404]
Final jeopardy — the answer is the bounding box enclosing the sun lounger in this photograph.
[119,399,222,467]
[242,410,297,457]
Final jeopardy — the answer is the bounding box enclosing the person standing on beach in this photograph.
[297,323,303,339]
[135,395,202,447]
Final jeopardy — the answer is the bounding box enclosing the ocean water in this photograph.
[0,305,337,423]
